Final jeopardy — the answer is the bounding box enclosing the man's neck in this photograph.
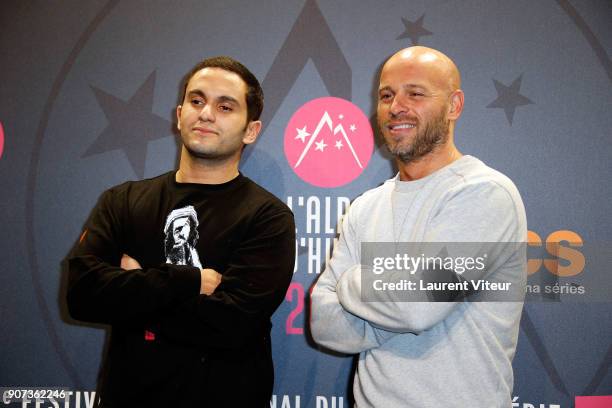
[176,148,240,184]
[397,143,462,181]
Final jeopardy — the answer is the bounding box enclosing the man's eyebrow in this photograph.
[187,90,240,105]
[403,84,426,90]
[216,95,240,105]
[379,84,425,91]
[187,89,205,98]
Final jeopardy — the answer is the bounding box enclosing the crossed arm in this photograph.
[311,182,524,352]
[66,189,296,349]
[310,204,400,354]
[121,254,221,295]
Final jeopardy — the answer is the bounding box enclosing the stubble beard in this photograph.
[181,131,243,162]
[184,142,230,161]
[383,109,450,164]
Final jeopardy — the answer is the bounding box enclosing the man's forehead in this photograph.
[187,68,247,99]
[380,48,460,91]
[379,57,450,91]
[379,63,433,87]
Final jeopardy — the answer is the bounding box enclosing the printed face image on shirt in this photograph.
[163,205,202,268]
[172,216,191,246]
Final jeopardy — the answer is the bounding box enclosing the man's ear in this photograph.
[176,105,182,131]
[447,90,464,120]
[243,120,262,145]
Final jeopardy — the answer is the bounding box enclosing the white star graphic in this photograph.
[295,125,310,143]
[349,124,356,132]
[335,140,343,149]
[338,114,344,120]
[315,139,328,152]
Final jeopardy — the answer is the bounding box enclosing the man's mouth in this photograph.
[192,126,217,134]
[390,124,415,129]
[387,123,416,131]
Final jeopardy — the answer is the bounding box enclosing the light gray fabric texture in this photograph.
[311,155,527,408]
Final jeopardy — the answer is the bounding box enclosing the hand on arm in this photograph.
[121,253,141,270]
[122,253,220,295]
[310,204,396,353]
[66,189,200,326]
[337,182,524,333]
[199,268,222,295]
[157,208,296,349]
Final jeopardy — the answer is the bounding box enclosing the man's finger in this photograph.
[121,254,142,270]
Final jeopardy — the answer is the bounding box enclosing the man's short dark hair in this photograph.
[180,56,264,122]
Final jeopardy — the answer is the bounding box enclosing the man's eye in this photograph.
[191,99,204,105]
[379,93,392,101]
[219,105,233,112]
[410,92,424,97]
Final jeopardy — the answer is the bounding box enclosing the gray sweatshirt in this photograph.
[311,156,527,408]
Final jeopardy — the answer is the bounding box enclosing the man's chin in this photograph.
[386,142,414,160]
[395,151,418,164]
[184,144,240,162]
[185,146,220,160]
[388,143,435,164]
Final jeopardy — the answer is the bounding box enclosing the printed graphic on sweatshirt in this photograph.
[163,205,202,268]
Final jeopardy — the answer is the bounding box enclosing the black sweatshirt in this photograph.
[66,171,295,407]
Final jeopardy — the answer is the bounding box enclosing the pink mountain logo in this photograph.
[284,97,373,188]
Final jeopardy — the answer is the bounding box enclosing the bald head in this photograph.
[383,46,461,94]
[377,46,465,167]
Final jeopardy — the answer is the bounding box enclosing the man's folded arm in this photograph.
[65,189,201,326]
[157,207,296,349]
[310,205,397,354]
[336,182,525,334]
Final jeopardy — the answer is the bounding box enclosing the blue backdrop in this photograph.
[1,1,610,407]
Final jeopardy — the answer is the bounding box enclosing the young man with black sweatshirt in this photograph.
[66,56,295,407]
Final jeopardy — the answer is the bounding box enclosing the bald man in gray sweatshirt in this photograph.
[310,47,527,408]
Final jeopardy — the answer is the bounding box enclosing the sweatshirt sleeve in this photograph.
[310,203,398,354]
[335,180,526,334]
[65,188,201,326]
[156,206,296,349]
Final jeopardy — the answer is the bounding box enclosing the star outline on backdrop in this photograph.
[397,14,433,45]
[487,74,534,126]
[84,71,173,178]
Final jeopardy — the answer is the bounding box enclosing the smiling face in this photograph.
[377,48,462,163]
[176,67,260,162]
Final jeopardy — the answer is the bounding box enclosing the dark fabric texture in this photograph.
[66,171,295,407]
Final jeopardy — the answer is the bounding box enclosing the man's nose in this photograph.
[198,103,215,122]
[389,95,409,117]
